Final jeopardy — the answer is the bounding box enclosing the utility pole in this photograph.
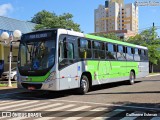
[152,22,155,40]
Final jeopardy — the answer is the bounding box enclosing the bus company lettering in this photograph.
[29,33,48,39]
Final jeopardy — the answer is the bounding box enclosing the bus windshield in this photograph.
[18,39,56,75]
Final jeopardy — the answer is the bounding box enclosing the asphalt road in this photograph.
[0,75,159,120]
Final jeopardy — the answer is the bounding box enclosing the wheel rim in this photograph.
[130,74,134,83]
[81,79,87,91]
[14,76,17,80]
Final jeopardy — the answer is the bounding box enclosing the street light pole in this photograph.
[8,34,13,87]
[1,30,21,87]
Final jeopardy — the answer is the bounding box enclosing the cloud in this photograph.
[0,3,13,16]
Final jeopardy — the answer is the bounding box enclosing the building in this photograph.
[94,0,138,38]
[0,16,36,75]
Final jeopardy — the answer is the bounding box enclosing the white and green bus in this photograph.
[17,28,149,94]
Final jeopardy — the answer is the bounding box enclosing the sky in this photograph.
[0,0,160,35]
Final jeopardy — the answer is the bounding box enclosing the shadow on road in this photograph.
[0,80,143,101]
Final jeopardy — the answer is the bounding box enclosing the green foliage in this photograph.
[31,10,81,32]
[128,27,160,65]
[91,33,121,41]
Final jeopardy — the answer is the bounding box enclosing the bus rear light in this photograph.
[62,76,64,78]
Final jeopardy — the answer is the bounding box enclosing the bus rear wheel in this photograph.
[129,71,135,85]
[78,75,89,95]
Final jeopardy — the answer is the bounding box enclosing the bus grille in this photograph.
[21,83,42,89]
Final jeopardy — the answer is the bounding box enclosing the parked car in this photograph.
[1,67,17,81]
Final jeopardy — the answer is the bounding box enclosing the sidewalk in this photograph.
[0,79,27,94]
[146,73,160,77]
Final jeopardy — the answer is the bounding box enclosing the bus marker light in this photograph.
[75,76,78,80]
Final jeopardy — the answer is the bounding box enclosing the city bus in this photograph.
[17,28,149,94]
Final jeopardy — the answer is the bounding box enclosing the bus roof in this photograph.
[58,28,147,50]
[85,34,147,50]
[23,28,147,50]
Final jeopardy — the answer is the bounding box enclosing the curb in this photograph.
[146,74,160,77]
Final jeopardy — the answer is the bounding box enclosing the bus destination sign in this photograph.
[23,32,53,40]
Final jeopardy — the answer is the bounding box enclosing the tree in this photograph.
[92,33,121,41]
[128,27,160,73]
[31,10,81,32]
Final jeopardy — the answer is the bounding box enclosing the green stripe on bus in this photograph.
[28,71,50,82]
[86,60,138,80]
[85,34,137,47]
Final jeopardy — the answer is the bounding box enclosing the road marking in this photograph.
[0,103,50,120]
[50,99,160,111]
[8,118,26,120]
[34,117,51,120]
[0,101,38,110]
[45,104,76,111]
[48,106,91,119]
[35,104,77,120]
[25,103,63,111]
[10,102,49,111]
[63,107,107,120]
[8,103,66,120]
[91,109,125,120]
[0,100,30,107]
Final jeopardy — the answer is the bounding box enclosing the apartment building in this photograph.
[94,0,138,38]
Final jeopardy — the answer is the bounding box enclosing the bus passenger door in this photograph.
[58,35,78,90]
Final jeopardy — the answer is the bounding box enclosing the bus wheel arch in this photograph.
[78,72,92,94]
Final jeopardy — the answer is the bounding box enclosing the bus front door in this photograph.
[58,35,78,90]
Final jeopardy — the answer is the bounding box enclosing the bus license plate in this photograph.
[28,86,35,90]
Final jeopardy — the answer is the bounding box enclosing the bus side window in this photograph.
[93,41,101,59]
[134,48,140,61]
[106,43,116,60]
[140,49,146,61]
[117,45,125,60]
[78,38,92,59]
[144,50,148,61]
[126,47,134,61]
[67,42,74,59]
[58,37,66,62]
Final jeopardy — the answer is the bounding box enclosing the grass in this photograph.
[0,83,17,87]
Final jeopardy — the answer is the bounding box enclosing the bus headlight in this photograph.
[46,72,56,82]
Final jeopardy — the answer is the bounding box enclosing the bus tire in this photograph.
[129,71,135,85]
[78,75,89,95]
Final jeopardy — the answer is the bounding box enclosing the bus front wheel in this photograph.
[78,75,89,94]
[129,71,135,85]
